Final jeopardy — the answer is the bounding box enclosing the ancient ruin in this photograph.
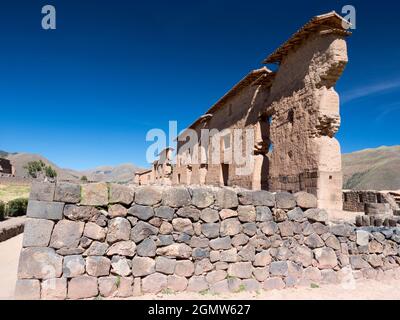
[138,12,352,212]
[0,158,15,177]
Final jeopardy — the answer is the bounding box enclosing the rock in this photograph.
[50,220,84,249]
[242,279,261,292]
[314,248,338,269]
[172,218,193,235]
[194,259,214,275]
[220,248,238,262]
[187,276,208,292]
[86,256,111,277]
[84,241,109,256]
[27,200,64,220]
[107,218,131,244]
[254,251,271,267]
[107,240,136,257]
[200,208,219,223]
[15,279,41,300]
[219,209,238,220]
[130,221,159,243]
[367,254,383,268]
[160,221,173,234]
[156,243,192,259]
[242,222,257,236]
[263,277,285,291]
[136,238,157,257]
[111,256,132,276]
[232,234,249,247]
[63,255,85,277]
[269,261,288,277]
[192,248,210,260]
[128,205,153,220]
[157,235,174,247]
[190,236,209,248]
[23,218,54,247]
[278,221,294,237]
[287,207,305,222]
[325,235,340,250]
[369,240,384,254]
[18,247,62,280]
[356,230,370,246]
[350,256,370,270]
[108,183,134,205]
[206,270,227,284]
[155,206,175,221]
[108,204,128,218]
[191,188,214,208]
[142,273,167,294]
[163,187,191,207]
[176,207,200,221]
[215,262,228,270]
[30,182,55,201]
[253,267,269,281]
[167,275,188,292]
[63,205,99,222]
[238,244,255,261]
[260,221,278,236]
[220,218,241,236]
[293,245,313,267]
[301,221,314,236]
[256,206,273,222]
[210,250,221,263]
[227,262,253,279]
[209,237,232,250]
[175,260,195,277]
[273,208,287,222]
[330,224,353,237]
[216,188,238,209]
[98,276,118,297]
[67,276,98,299]
[304,233,324,248]
[305,209,328,223]
[312,222,329,235]
[238,205,256,222]
[303,266,322,281]
[135,186,162,206]
[131,257,155,277]
[294,192,317,209]
[275,192,296,209]
[155,257,176,275]
[84,222,106,241]
[321,270,339,284]
[116,277,133,297]
[41,278,67,300]
[80,183,108,206]
[201,223,220,238]
[54,182,80,203]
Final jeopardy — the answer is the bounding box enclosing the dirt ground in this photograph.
[1,234,400,300]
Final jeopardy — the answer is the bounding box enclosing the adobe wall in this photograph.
[15,182,400,299]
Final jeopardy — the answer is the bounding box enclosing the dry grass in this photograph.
[0,184,30,203]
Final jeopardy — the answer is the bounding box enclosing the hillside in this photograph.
[342,145,400,191]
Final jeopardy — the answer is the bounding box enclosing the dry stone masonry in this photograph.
[15,182,400,299]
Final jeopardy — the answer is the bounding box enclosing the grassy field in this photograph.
[0,184,31,203]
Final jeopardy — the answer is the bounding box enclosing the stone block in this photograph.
[63,255,85,278]
[155,256,176,275]
[216,188,238,209]
[54,182,81,203]
[86,256,111,277]
[107,217,131,244]
[275,192,296,209]
[305,209,328,224]
[41,278,67,300]
[98,276,118,297]
[131,257,155,277]
[27,200,64,220]
[162,187,191,207]
[130,221,158,243]
[15,279,41,300]
[50,220,84,249]
[108,183,134,205]
[201,223,220,238]
[63,205,99,221]
[200,208,219,223]
[142,273,167,294]
[175,260,195,277]
[187,276,208,292]
[84,222,106,241]
[155,206,175,221]
[294,192,317,209]
[23,218,54,247]
[80,183,108,206]
[18,247,62,279]
[111,256,132,276]
[128,204,154,220]
[227,262,253,279]
[68,275,98,299]
[220,218,241,236]
[136,238,157,257]
[167,275,188,292]
[191,188,215,208]
[263,277,285,291]
[107,240,136,257]
[29,182,55,202]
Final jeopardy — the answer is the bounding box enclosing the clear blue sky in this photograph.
[1,0,399,170]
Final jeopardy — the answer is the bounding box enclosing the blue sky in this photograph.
[0,0,399,170]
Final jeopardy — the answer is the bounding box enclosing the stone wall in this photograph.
[15,182,400,299]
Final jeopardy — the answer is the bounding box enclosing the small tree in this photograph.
[24,160,57,181]
[81,175,88,182]
[45,165,57,179]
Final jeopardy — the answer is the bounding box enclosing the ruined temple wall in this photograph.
[266,33,348,211]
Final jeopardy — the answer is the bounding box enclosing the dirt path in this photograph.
[1,235,400,300]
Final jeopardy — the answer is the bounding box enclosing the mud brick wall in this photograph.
[15,182,400,299]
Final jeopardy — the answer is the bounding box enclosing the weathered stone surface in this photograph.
[295,192,317,209]
[155,257,176,275]
[192,248,210,260]
[194,259,214,275]
[23,218,54,247]
[131,257,155,277]
[242,222,257,236]
[357,230,370,246]
[238,244,255,261]
[350,255,370,270]
[221,248,238,262]
[131,221,158,243]
[116,277,133,297]
[54,182,81,204]
[293,245,313,267]
[167,275,188,292]
[15,279,41,300]
[314,247,338,269]
[172,218,194,235]
[128,204,154,220]
[136,238,157,257]
[321,270,339,284]
[312,222,329,235]
[18,247,62,279]
[111,256,131,276]
[206,270,227,284]
[275,192,296,209]
[227,262,252,279]
[84,241,109,256]
[220,218,241,236]
[369,240,384,254]
[84,222,106,241]
[256,206,273,222]
[107,218,131,244]
[200,208,219,223]
[68,276,98,299]
[63,255,85,277]
[107,240,136,257]
[98,276,118,297]
[175,260,195,277]
[367,254,383,268]
[303,266,322,281]
[64,205,100,222]
[50,220,84,249]
[232,234,249,247]
[278,221,294,237]
[287,207,305,222]
[135,186,162,206]
[254,251,271,267]
[210,250,221,262]
[263,277,285,291]
[30,182,55,202]
[191,188,215,208]
[305,209,328,223]
[108,204,128,218]
[57,248,84,258]
[304,233,324,248]
[80,183,108,206]
[209,237,231,250]
[219,208,238,220]
[201,223,220,238]
[160,221,173,234]
[176,207,200,221]
[158,235,174,247]
[41,278,67,300]
[187,276,208,292]
[108,184,134,205]
[163,187,191,207]
[260,221,278,236]
[238,205,256,222]
[190,236,209,248]
[325,235,340,250]
[86,256,111,277]
[239,191,275,206]
[216,188,238,209]
[155,206,174,221]
[142,273,167,294]
[273,208,287,222]
[156,243,192,259]
[27,200,64,220]
[329,224,353,237]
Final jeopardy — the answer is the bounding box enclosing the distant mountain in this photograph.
[79,163,142,183]
[342,145,400,191]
